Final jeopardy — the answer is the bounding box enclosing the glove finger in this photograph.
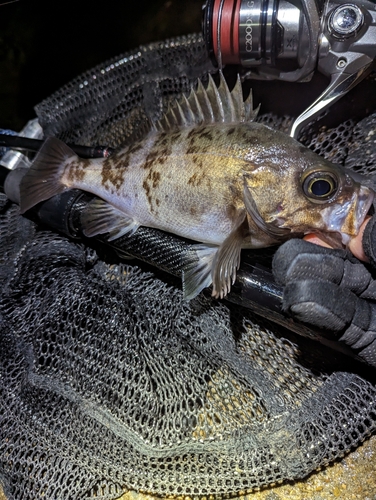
[357,339,376,367]
[341,258,373,295]
[339,298,373,348]
[273,239,372,295]
[283,279,356,332]
[338,299,376,368]
[273,239,347,286]
[362,213,376,266]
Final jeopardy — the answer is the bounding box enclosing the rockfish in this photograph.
[20,73,374,299]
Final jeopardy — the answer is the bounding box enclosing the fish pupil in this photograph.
[302,172,338,201]
[311,179,331,196]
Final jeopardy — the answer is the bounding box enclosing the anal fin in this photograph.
[81,198,139,241]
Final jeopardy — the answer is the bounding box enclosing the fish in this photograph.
[19,72,374,300]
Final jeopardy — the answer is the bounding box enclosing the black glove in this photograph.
[272,238,376,368]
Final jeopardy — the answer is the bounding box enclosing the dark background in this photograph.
[0,0,203,131]
[1,0,376,134]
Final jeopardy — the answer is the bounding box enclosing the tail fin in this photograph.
[20,137,76,214]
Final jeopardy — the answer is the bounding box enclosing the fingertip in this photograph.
[303,217,371,263]
[303,234,333,249]
[348,216,371,263]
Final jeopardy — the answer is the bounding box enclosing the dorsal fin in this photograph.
[154,72,259,133]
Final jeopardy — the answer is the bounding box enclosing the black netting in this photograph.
[35,34,214,148]
[1,219,376,499]
[1,34,376,500]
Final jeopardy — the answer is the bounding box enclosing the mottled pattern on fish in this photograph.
[19,73,374,299]
[63,124,270,245]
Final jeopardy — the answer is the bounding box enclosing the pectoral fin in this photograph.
[182,244,217,300]
[182,211,248,300]
[211,210,247,299]
[81,198,139,241]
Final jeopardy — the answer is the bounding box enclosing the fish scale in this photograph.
[19,73,374,300]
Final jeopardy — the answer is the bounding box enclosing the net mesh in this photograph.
[35,33,214,148]
[1,34,376,500]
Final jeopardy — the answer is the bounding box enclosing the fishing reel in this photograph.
[202,0,376,137]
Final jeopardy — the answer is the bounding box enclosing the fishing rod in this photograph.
[0,133,114,159]
[0,141,364,364]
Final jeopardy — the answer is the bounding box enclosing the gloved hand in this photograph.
[272,227,376,368]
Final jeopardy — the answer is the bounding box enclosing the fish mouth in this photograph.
[357,185,375,221]
[321,185,374,246]
[347,185,375,243]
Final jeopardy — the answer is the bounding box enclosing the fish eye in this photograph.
[302,172,338,202]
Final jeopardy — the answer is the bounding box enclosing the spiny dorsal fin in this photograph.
[154,72,259,133]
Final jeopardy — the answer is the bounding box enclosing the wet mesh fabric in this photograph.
[34,33,215,148]
[1,34,376,500]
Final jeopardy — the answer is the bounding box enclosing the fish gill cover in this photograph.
[1,34,376,499]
